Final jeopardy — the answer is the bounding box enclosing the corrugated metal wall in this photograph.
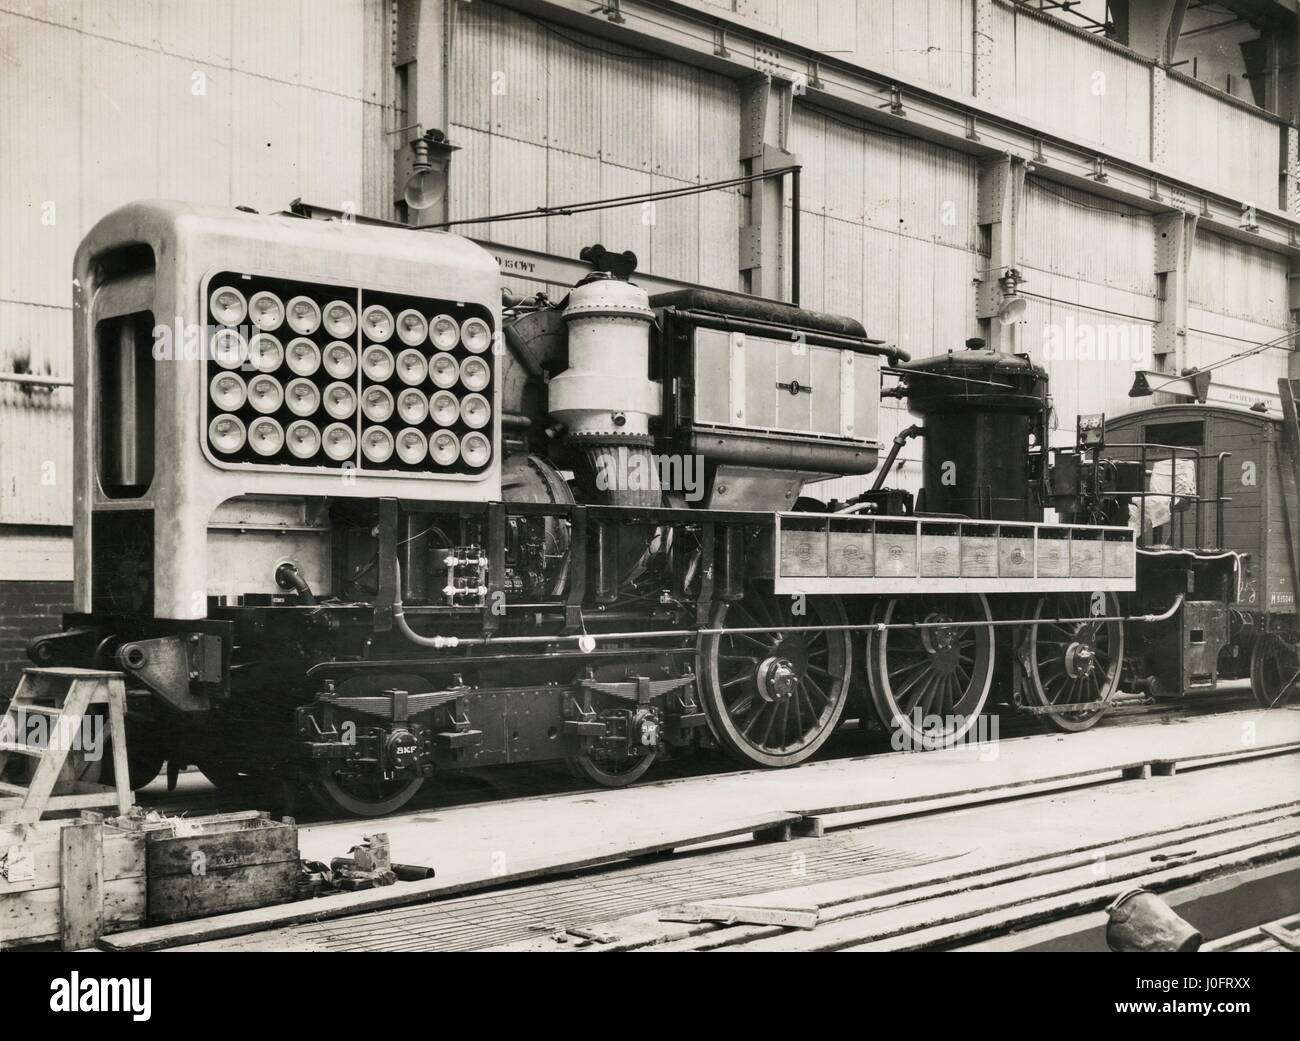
[694,0,1281,212]
[1189,230,1291,399]
[0,0,390,529]
[988,0,1151,163]
[789,102,980,502]
[445,2,741,299]
[1165,76,1281,208]
[772,0,974,97]
[1018,179,1158,446]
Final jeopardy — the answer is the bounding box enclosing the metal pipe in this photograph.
[0,372,72,388]
[790,165,801,307]
[682,310,903,363]
[870,424,923,491]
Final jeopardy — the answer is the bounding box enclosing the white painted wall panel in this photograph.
[447,2,740,288]
[157,56,233,206]
[84,0,158,48]
[300,0,366,99]
[0,15,83,311]
[649,175,701,283]
[159,0,234,67]
[994,1,1150,162]
[545,148,603,261]
[232,0,301,84]
[298,90,365,211]
[491,8,548,146]
[0,304,73,527]
[0,1,389,528]
[80,35,161,222]
[1188,231,1290,397]
[1166,77,1280,209]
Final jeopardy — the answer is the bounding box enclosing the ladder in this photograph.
[0,668,133,824]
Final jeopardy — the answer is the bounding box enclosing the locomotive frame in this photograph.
[12,200,1287,818]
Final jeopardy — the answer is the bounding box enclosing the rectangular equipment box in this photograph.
[0,815,146,950]
[142,811,298,924]
[770,515,1137,595]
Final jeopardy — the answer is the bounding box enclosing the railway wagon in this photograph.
[1104,403,1300,707]
[9,200,1252,817]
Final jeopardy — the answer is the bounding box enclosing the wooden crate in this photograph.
[1037,535,1070,578]
[999,536,1035,577]
[875,528,916,576]
[780,529,827,578]
[1104,538,1135,578]
[828,531,873,577]
[920,534,960,577]
[1070,538,1105,578]
[960,536,999,577]
[0,815,145,950]
[144,812,298,924]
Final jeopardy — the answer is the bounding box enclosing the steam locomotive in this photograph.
[18,200,1267,817]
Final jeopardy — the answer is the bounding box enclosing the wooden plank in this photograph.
[147,861,300,924]
[0,879,144,950]
[659,901,819,929]
[4,789,125,822]
[1260,922,1300,950]
[105,678,133,817]
[20,668,123,679]
[845,836,1300,952]
[1204,911,1300,952]
[146,824,296,875]
[59,819,103,951]
[0,826,143,895]
[110,809,269,832]
[98,809,802,951]
[741,818,1300,952]
[496,800,1300,953]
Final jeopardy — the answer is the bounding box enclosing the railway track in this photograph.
[134,682,1261,825]
[123,704,1299,953]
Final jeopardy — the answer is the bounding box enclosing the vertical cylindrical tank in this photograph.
[899,340,1048,522]
[548,274,663,507]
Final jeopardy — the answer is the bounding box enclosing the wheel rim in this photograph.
[699,590,851,766]
[568,748,658,787]
[312,773,425,817]
[867,594,994,747]
[1024,592,1124,732]
[308,672,431,816]
[1251,634,1300,708]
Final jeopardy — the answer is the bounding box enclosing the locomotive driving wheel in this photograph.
[568,746,658,787]
[311,773,425,818]
[698,587,852,767]
[1250,633,1300,708]
[307,673,427,818]
[865,594,995,747]
[1018,592,1124,732]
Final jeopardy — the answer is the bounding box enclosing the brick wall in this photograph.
[0,580,73,701]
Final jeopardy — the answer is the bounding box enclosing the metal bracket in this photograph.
[116,636,212,713]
